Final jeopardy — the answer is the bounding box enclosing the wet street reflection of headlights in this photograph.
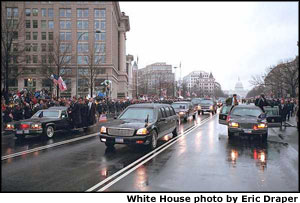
[135,165,148,191]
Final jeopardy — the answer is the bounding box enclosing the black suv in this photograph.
[99,103,179,150]
[171,101,197,121]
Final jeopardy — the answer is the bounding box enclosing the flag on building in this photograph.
[50,74,59,85]
[58,76,67,92]
[99,114,107,122]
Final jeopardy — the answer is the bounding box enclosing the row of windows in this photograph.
[23,55,106,64]
[77,55,106,64]
[26,20,53,29]
[9,7,105,19]
[26,32,53,40]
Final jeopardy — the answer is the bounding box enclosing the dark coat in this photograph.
[71,102,82,127]
[3,107,12,123]
[87,102,96,125]
[80,103,89,128]
[24,105,33,119]
[12,107,23,121]
[279,104,288,122]
[257,97,269,112]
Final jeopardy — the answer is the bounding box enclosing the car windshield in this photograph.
[264,107,279,116]
[200,100,213,105]
[171,103,188,109]
[119,108,154,121]
[231,107,262,117]
[191,98,202,104]
[32,110,60,118]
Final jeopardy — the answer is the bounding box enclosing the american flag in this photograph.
[58,76,67,92]
[99,114,107,122]
[50,74,59,85]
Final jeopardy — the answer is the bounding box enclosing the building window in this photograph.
[95,43,105,53]
[25,8,31,16]
[26,20,31,28]
[33,55,38,63]
[60,20,71,29]
[60,43,72,53]
[7,8,18,18]
[13,31,18,40]
[41,20,47,28]
[60,8,72,17]
[77,55,88,64]
[42,8,47,17]
[41,43,47,52]
[32,8,38,16]
[94,20,105,31]
[48,8,54,18]
[41,32,46,40]
[48,44,53,52]
[77,8,88,18]
[32,32,38,40]
[77,20,88,30]
[95,32,105,41]
[60,32,71,40]
[77,32,88,41]
[79,68,89,76]
[26,32,31,40]
[24,78,36,88]
[60,68,72,75]
[33,20,38,28]
[48,55,54,63]
[77,43,88,53]
[25,43,31,52]
[48,32,53,40]
[94,9,105,19]
[26,55,31,64]
[13,43,18,52]
[48,20,54,29]
[41,55,47,64]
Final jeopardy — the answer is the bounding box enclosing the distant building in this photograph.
[138,62,175,97]
[183,71,218,97]
[224,77,248,98]
[131,61,138,99]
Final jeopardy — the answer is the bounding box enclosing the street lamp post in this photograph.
[173,66,177,98]
[75,30,101,98]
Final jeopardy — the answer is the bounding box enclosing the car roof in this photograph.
[172,101,191,104]
[48,106,68,110]
[232,104,261,109]
[129,103,171,108]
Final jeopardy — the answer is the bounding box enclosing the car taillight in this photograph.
[31,123,42,129]
[226,115,230,123]
[21,124,30,129]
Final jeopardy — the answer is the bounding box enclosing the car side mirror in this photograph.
[259,113,266,119]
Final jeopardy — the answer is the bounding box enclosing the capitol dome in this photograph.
[235,77,244,91]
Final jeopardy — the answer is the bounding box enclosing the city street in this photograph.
[1,111,298,192]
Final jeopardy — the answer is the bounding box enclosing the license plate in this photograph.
[115,138,124,143]
[16,130,23,134]
[244,129,252,133]
[24,130,29,134]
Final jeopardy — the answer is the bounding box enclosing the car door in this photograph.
[263,106,282,128]
[168,106,177,132]
[163,107,173,135]
[157,107,168,136]
[55,110,69,130]
[219,105,232,125]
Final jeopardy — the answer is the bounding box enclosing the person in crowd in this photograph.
[225,94,239,106]
[69,97,82,129]
[256,94,269,112]
[23,102,33,119]
[87,98,97,126]
[80,98,89,128]
[279,99,288,130]
[12,104,24,121]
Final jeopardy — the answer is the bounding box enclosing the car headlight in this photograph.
[100,126,107,134]
[198,106,201,110]
[257,123,267,128]
[229,122,239,128]
[136,128,148,135]
[210,105,214,110]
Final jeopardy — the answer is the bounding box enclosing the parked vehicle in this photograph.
[199,99,217,115]
[4,106,76,139]
[99,103,179,150]
[171,101,197,121]
[218,104,280,142]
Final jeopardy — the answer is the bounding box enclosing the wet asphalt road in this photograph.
[1,112,298,192]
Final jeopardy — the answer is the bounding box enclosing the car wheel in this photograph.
[172,125,178,137]
[44,125,54,138]
[83,127,88,132]
[262,133,268,143]
[148,130,158,150]
[105,143,115,148]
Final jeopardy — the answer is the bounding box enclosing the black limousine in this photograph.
[99,103,179,150]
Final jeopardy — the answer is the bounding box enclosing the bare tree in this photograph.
[39,36,72,98]
[1,3,26,102]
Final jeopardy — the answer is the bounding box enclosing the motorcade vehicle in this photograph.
[263,106,282,128]
[218,104,279,142]
[219,105,267,141]
[4,106,79,139]
[199,99,217,114]
[217,98,226,108]
[99,103,179,150]
[191,98,203,115]
[171,101,197,121]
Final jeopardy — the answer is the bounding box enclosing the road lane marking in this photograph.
[1,132,99,161]
[87,114,216,192]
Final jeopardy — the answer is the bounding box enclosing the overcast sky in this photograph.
[119,2,298,90]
